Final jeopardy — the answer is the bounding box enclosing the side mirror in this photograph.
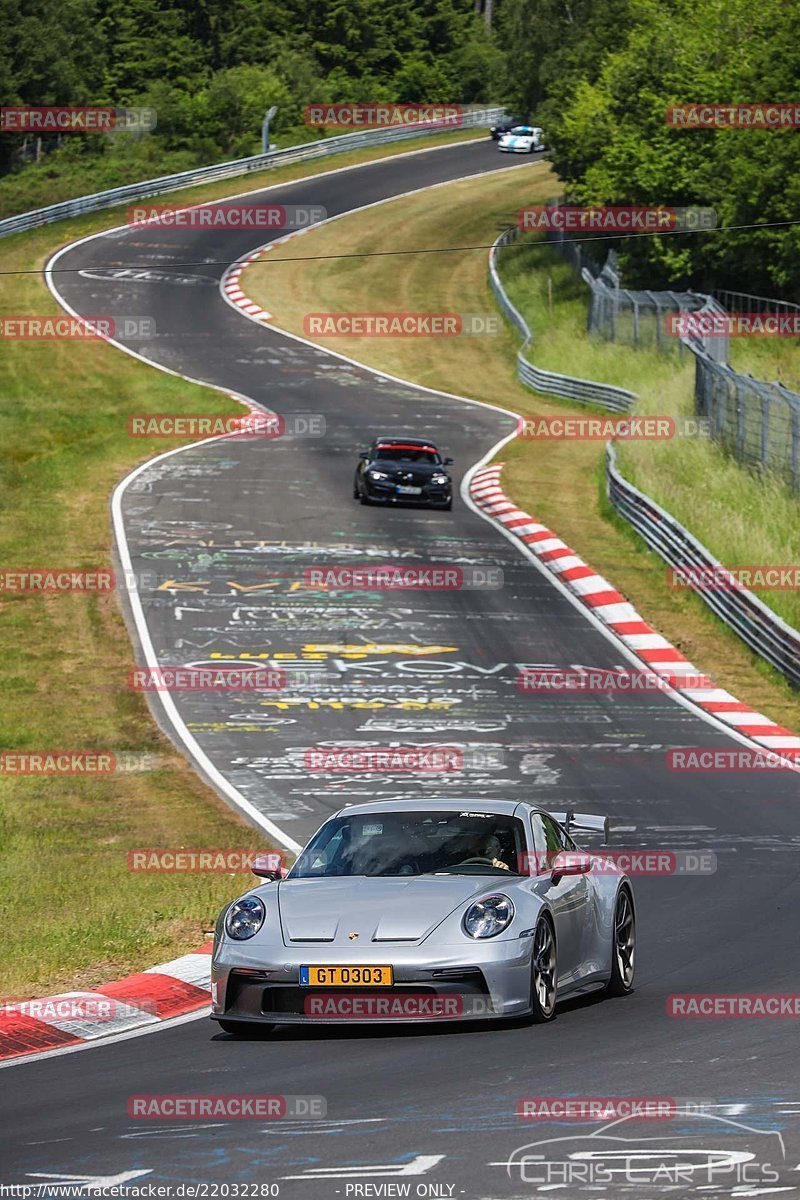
[550,850,592,883]
[252,853,285,881]
[443,457,454,465]
[359,451,369,460]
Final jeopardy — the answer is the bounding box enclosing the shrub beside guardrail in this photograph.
[0,109,504,240]
[606,443,800,689]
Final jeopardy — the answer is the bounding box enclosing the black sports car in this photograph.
[353,436,454,509]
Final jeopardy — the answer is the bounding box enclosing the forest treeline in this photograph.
[1,0,798,294]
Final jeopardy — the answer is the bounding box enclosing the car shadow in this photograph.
[209,988,627,1043]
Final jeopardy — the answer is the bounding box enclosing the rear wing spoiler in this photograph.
[549,811,610,843]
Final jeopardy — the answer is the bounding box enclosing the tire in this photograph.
[217,1018,274,1036]
[359,490,371,505]
[353,480,360,499]
[443,499,452,511]
[529,914,558,1023]
[603,886,636,997]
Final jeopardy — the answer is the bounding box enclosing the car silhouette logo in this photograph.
[348,932,359,940]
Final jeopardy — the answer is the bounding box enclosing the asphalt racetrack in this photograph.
[4,139,800,1198]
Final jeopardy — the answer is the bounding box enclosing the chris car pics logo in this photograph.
[505,1112,786,1189]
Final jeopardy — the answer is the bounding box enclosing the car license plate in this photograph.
[396,485,422,495]
[299,965,393,987]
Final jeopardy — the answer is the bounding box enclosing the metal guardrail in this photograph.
[607,443,800,689]
[489,226,636,412]
[0,109,504,240]
[491,220,800,685]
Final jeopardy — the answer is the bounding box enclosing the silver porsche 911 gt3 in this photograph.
[210,799,635,1033]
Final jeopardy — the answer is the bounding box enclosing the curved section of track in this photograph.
[5,140,799,1197]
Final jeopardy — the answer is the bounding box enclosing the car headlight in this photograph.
[464,894,515,939]
[367,470,388,480]
[225,896,265,940]
[431,474,449,485]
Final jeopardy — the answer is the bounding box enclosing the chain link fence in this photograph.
[546,222,800,490]
[547,228,703,354]
[677,296,800,490]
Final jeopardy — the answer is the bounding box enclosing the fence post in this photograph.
[760,388,770,469]
[735,376,746,458]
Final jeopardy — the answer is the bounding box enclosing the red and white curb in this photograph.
[470,462,800,760]
[0,944,211,1062]
[222,229,310,321]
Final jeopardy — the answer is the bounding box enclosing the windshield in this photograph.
[372,446,441,464]
[511,126,533,135]
[290,810,527,878]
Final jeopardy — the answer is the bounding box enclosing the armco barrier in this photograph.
[606,443,800,689]
[0,109,504,240]
[489,226,636,413]
[490,223,800,686]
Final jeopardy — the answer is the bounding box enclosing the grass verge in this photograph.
[0,130,480,999]
[241,160,800,731]
[501,238,800,630]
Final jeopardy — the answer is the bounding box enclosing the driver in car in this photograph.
[453,832,510,871]
[483,833,510,870]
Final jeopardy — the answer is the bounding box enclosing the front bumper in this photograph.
[211,940,533,1025]
[363,479,452,507]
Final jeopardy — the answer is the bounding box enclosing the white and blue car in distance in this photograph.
[498,125,545,154]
